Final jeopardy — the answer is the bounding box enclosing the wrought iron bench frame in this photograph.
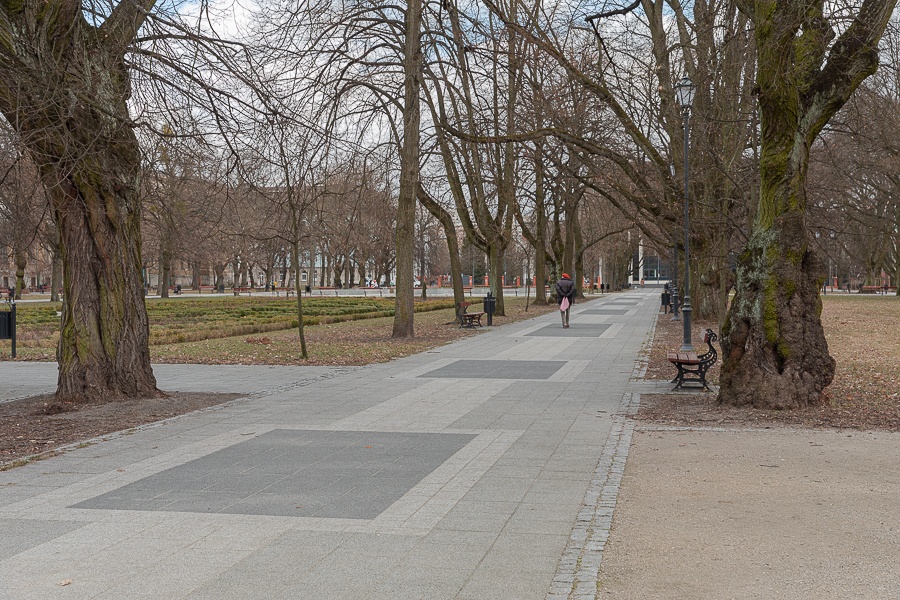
[667,329,718,391]
[456,301,485,329]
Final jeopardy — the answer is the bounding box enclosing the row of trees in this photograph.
[0,0,897,408]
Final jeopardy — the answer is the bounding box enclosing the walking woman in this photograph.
[555,273,576,328]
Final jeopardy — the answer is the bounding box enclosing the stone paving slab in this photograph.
[0,290,659,599]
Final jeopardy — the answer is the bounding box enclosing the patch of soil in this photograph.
[0,392,241,469]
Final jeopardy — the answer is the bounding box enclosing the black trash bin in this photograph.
[0,302,16,357]
[483,292,496,326]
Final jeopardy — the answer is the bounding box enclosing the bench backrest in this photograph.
[699,328,718,362]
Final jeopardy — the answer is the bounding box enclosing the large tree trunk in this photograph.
[51,169,159,401]
[719,0,895,408]
[392,0,422,338]
[0,1,160,402]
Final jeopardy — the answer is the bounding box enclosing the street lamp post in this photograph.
[671,240,680,320]
[675,76,695,352]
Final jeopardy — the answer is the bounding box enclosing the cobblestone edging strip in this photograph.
[546,392,639,600]
[546,311,657,599]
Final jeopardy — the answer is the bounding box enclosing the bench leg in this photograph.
[671,363,712,391]
[671,364,687,391]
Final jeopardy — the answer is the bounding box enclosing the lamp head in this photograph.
[675,77,695,109]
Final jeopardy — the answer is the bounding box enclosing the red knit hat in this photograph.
[562,273,570,279]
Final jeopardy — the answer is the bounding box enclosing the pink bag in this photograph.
[560,297,570,311]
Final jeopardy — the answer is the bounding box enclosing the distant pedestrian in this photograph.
[661,289,670,314]
[555,273,576,328]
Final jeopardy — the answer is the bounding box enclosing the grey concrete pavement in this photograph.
[0,364,344,404]
[0,290,659,599]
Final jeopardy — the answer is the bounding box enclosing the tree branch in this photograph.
[100,0,159,56]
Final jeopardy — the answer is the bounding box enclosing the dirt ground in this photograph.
[600,429,900,599]
[0,392,240,469]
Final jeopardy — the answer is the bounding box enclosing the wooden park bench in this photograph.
[233,286,254,296]
[456,301,485,329]
[667,329,718,391]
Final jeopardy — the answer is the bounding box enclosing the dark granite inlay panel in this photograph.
[71,430,475,519]
[525,324,611,337]
[419,359,565,380]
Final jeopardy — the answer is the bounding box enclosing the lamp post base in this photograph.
[679,301,694,352]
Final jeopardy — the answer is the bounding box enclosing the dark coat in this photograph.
[555,278,576,305]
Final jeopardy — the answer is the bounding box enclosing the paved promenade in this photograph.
[0,290,659,599]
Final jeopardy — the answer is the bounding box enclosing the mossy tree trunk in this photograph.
[0,1,160,402]
[719,0,896,408]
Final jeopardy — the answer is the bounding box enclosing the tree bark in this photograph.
[291,238,308,359]
[215,263,226,291]
[158,246,171,298]
[533,149,549,304]
[393,0,422,338]
[0,1,160,401]
[418,184,465,305]
[191,261,201,291]
[51,253,62,303]
[13,247,26,300]
[719,0,895,408]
